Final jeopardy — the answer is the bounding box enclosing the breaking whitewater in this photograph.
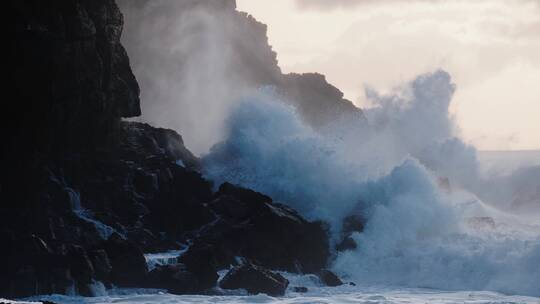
[10,70,539,304]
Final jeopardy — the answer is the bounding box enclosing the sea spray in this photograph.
[203,71,540,296]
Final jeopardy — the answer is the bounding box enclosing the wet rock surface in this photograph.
[219,262,289,296]
[2,0,347,299]
[145,263,215,295]
[336,215,365,252]
[1,115,332,298]
[317,269,344,287]
[191,183,330,273]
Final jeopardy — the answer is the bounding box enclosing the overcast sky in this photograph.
[237,0,540,150]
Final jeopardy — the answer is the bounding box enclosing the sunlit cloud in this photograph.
[237,0,540,150]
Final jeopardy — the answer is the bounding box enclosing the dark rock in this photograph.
[118,0,365,137]
[317,269,343,287]
[66,245,95,293]
[177,242,220,290]
[0,235,68,297]
[279,73,365,128]
[199,183,330,273]
[9,265,39,299]
[349,282,357,286]
[336,214,364,252]
[102,233,147,286]
[145,264,203,294]
[293,286,308,293]
[2,0,338,298]
[88,249,112,282]
[219,262,289,296]
[7,0,140,153]
[342,215,364,235]
[336,236,357,252]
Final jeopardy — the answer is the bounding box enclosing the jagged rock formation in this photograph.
[193,183,329,273]
[118,0,365,152]
[279,73,364,128]
[2,0,346,299]
[1,115,331,298]
[219,262,289,296]
[317,269,343,287]
[7,0,140,152]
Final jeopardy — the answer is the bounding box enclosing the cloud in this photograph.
[295,0,539,10]
[295,0,439,10]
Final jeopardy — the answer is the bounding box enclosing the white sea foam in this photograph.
[203,71,540,296]
[23,284,540,304]
[144,248,188,271]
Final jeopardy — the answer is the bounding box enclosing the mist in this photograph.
[119,0,281,154]
[203,71,540,295]
[119,0,540,296]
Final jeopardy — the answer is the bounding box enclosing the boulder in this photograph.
[177,242,220,290]
[200,183,329,273]
[145,264,202,294]
[336,215,364,252]
[219,262,289,296]
[102,233,147,286]
[66,245,95,295]
[336,236,357,252]
[342,215,364,235]
[317,269,343,287]
[88,249,112,282]
[292,286,308,293]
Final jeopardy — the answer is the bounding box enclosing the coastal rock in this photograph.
[197,183,330,273]
[102,233,148,287]
[219,262,289,296]
[88,249,112,283]
[66,245,95,295]
[2,0,335,298]
[336,237,358,252]
[317,269,343,287]
[336,215,364,252]
[293,286,308,293]
[145,264,203,294]
[177,242,220,291]
[7,0,140,152]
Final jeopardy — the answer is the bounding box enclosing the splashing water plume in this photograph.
[203,71,540,296]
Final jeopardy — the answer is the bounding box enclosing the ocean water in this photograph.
[9,72,540,304]
[18,280,540,304]
[203,72,540,298]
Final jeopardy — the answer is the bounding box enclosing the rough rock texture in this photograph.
[145,263,216,294]
[0,120,330,298]
[317,269,343,287]
[0,121,206,298]
[2,0,335,299]
[219,262,289,296]
[188,183,330,273]
[279,73,365,128]
[293,286,309,293]
[7,0,140,152]
[336,215,364,252]
[118,0,365,134]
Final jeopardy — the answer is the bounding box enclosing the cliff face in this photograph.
[8,0,140,153]
[280,73,364,128]
[118,0,365,153]
[2,0,331,298]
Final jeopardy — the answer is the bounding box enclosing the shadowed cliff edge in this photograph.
[2,0,350,299]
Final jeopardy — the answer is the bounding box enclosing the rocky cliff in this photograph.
[118,0,365,153]
[2,0,332,299]
[8,0,140,152]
